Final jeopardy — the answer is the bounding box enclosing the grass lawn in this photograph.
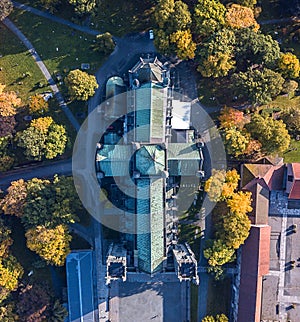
[206,277,231,317]
[283,139,300,163]
[93,0,154,37]
[0,24,51,101]
[10,9,106,76]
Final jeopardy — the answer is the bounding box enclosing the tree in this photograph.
[227,191,252,214]
[91,32,115,55]
[216,314,229,322]
[0,255,23,291]
[169,0,192,32]
[282,80,298,95]
[197,53,235,77]
[204,239,235,266]
[0,85,21,117]
[225,4,259,31]
[0,179,27,217]
[234,29,281,70]
[0,303,19,321]
[0,219,13,258]
[278,52,300,79]
[65,69,98,101]
[194,0,226,38]
[17,119,67,161]
[17,283,52,322]
[281,107,300,137]
[232,67,284,105]
[68,0,96,15]
[153,29,171,55]
[28,94,49,115]
[219,106,244,129]
[22,176,80,229]
[0,116,16,138]
[202,316,215,322]
[0,0,13,21]
[170,30,196,60]
[204,169,240,202]
[246,113,291,154]
[153,0,175,29]
[223,127,250,157]
[25,225,72,266]
[50,299,68,322]
[0,155,14,172]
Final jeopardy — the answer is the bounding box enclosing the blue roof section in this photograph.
[66,251,95,322]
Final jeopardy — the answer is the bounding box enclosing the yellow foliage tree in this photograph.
[30,116,53,133]
[170,30,196,60]
[28,94,49,115]
[278,52,300,78]
[0,85,22,117]
[26,225,72,266]
[227,191,252,214]
[197,53,235,77]
[0,256,23,291]
[225,4,259,31]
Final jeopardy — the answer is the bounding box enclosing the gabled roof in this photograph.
[135,145,165,176]
[287,163,300,200]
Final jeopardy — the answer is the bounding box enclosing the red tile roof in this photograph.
[292,163,300,179]
[237,225,271,322]
[289,163,300,200]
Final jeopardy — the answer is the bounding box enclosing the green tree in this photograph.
[194,0,226,38]
[223,127,250,157]
[281,107,300,137]
[0,219,12,258]
[68,0,96,15]
[234,28,281,70]
[0,155,14,172]
[50,299,68,322]
[169,0,192,31]
[153,0,175,28]
[246,113,291,154]
[45,124,67,159]
[65,69,98,101]
[232,67,284,105]
[26,225,72,266]
[278,52,300,78]
[28,94,49,115]
[0,303,19,321]
[0,0,13,21]
[22,176,80,229]
[282,80,298,95]
[91,32,115,55]
[198,53,235,77]
[153,29,171,55]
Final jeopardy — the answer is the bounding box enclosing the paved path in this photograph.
[259,17,294,25]
[13,1,100,36]
[0,158,72,189]
[3,18,81,132]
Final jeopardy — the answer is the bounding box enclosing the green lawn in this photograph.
[283,139,300,163]
[10,9,106,77]
[0,24,51,101]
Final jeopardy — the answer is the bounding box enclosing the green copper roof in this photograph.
[136,178,164,273]
[135,145,165,176]
[135,83,166,143]
[96,145,132,176]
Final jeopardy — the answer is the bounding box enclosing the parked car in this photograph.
[149,29,154,40]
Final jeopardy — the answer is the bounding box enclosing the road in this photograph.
[0,158,72,190]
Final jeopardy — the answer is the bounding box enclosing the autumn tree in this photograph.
[170,30,196,60]
[216,314,229,322]
[169,0,192,31]
[17,117,67,161]
[91,32,115,55]
[0,219,13,258]
[0,179,27,217]
[0,303,19,321]
[17,283,52,322]
[223,127,250,157]
[0,255,23,292]
[278,52,300,79]
[26,225,72,266]
[0,155,14,172]
[219,106,244,129]
[65,69,98,101]
[0,116,16,138]
[235,0,257,7]
[225,4,259,31]
[194,0,226,38]
[232,67,284,105]
[0,85,21,117]
[246,113,291,154]
[28,94,49,115]
[282,80,298,95]
[202,316,215,322]
[68,0,96,15]
[204,169,240,202]
[204,239,236,266]
[0,0,13,21]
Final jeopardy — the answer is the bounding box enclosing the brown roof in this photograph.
[237,225,271,322]
[292,163,300,179]
[288,163,300,200]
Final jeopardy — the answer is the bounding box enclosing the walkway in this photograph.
[13,1,100,36]
[0,158,72,189]
[3,18,81,132]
